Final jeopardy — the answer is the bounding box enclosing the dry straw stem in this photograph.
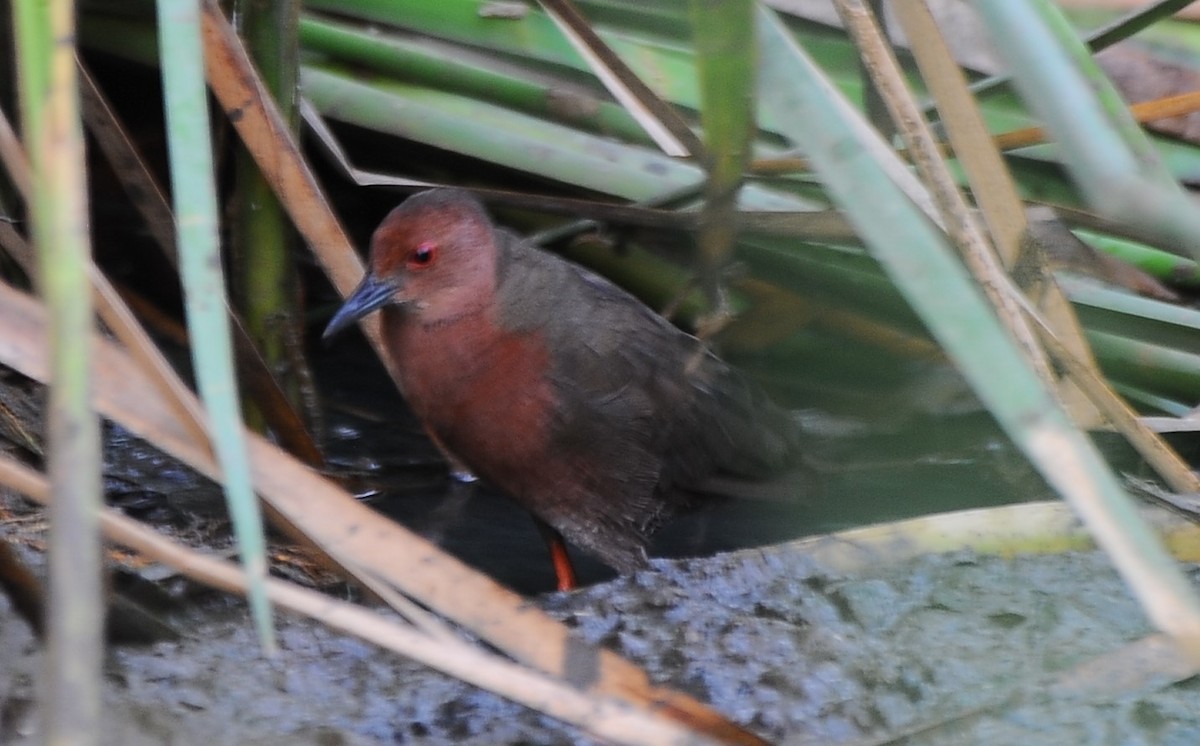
[0,107,32,198]
[833,0,1056,389]
[76,59,177,262]
[0,99,211,456]
[76,57,322,466]
[889,0,1102,426]
[196,0,408,394]
[1012,289,1200,495]
[995,90,1200,154]
[0,456,719,746]
[536,0,701,157]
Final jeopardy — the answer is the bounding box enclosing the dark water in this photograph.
[314,326,1115,594]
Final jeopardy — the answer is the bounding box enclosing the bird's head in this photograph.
[323,189,498,340]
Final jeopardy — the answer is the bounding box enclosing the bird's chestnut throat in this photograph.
[380,303,559,482]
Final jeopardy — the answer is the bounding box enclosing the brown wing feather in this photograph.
[493,232,801,569]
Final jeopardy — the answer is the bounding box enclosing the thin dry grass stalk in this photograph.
[199,0,378,347]
[835,0,1056,389]
[76,57,323,466]
[890,0,1103,427]
[536,0,701,157]
[0,103,211,453]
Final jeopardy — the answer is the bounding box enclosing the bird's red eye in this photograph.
[408,241,437,269]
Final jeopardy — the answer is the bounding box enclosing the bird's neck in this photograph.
[406,303,487,331]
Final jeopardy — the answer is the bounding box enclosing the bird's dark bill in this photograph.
[323,274,399,340]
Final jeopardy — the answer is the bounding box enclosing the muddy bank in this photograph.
[3,538,1199,745]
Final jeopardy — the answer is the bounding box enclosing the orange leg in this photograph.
[533,517,577,591]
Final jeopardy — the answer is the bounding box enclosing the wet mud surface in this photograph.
[4,540,1200,745]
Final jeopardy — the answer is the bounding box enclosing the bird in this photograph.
[324,188,803,590]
